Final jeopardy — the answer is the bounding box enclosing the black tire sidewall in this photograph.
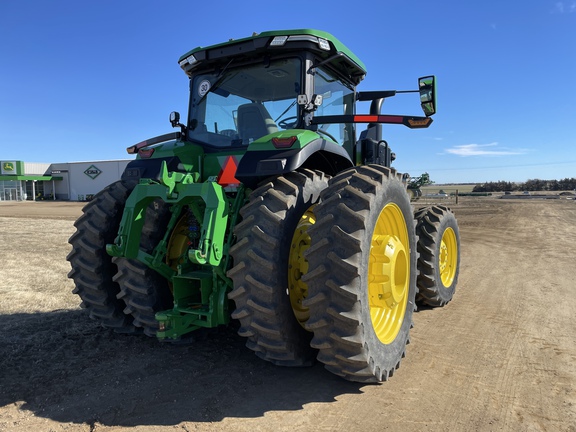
[274,173,327,344]
[68,180,141,330]
[358,177,417,371]
[228,169,329,365]
[433,211,460,296]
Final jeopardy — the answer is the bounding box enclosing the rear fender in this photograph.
[235,130,353,188]
[122,156,183,184]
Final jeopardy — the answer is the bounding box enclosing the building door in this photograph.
[4,188,17,200]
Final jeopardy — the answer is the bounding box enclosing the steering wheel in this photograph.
[277,116,298,129]
[220,129,238,138]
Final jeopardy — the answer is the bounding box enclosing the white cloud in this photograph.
[445,142,528,157]
[554,2,564,13]
[551,2,576,13]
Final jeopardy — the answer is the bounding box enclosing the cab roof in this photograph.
[178,29,367,86]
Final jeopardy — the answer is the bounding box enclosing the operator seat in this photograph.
[237,103,279,144]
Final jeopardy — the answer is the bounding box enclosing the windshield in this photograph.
[188,58,301,148]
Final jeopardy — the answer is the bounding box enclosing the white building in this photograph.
[0,159,130,201]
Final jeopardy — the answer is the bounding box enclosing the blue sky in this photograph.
[1,0,575,184]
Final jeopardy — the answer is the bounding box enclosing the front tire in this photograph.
[303,165,418,382]
[415,205,460,307]
[227,169,329,366]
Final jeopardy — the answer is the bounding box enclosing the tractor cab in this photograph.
[176,30,365,154]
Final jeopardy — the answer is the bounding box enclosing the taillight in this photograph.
[138,148,155,158]
[272,136,297,149]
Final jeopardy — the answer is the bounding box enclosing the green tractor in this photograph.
[407,172,433,199]
[67,29,460,382]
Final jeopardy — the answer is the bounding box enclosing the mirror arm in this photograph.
[370,98,384,116]
[357,90,397,101]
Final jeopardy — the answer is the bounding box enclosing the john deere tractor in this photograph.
[407,172,433,199]
[68,29,460,382]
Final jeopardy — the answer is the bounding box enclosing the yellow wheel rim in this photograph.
[368,203,410,344]
[288,207,315,328]
[439,227,458,288]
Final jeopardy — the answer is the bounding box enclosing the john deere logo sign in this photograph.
[84,165,102,179]
[1,161,19,175]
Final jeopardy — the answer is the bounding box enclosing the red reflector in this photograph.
[353,115,404,123]
[354,115,379,122]
[272,136,297,148]
[217,156,240,186]
[138,148,155,158]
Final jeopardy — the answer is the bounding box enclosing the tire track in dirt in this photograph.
[447,199,576,430]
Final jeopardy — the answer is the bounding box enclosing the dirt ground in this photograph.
[0,197,575,432]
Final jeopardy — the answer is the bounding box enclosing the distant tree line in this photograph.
[473,178,576,192]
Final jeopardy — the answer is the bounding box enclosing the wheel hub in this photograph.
[369,235,408,309]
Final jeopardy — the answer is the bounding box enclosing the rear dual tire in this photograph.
[227,169,329,366]
[67,181,137,332]
[68,181,173,335]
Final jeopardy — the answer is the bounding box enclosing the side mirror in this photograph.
[169,111,181,127]
[418,76,437,117]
